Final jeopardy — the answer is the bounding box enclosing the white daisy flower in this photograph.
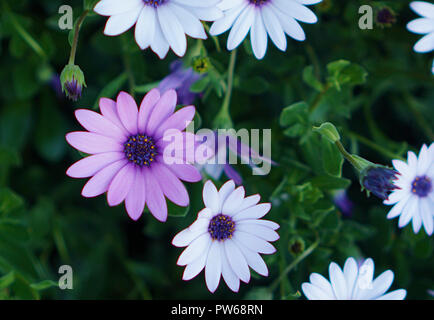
[172,180,279,293]
[209,0,322,60]
[407,1,434,74]
[94,0,223,58]
[302,257,407,300]
[384,143,434,235]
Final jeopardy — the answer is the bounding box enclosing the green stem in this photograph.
[309,83,331,113]
[335,140,364,171]
[122,38,136,98]
[269,240,319,293]
[214,49,237,128]
[403,92,434,141]
[222,49,237,114]
[3,1,46,59]
[68,10,89,65]
[203,23,221,52]
[348,132,405,161]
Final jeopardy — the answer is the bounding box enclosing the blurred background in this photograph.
[0,0,433,299]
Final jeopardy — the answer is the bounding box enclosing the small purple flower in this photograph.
[60,64,86,101]
[333,190,354,217]
[66,89,202,222]
[158,61,202,105]
[362,167,399,200]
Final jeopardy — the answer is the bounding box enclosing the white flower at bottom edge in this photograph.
[302,257,407,300]
[384,143,434,236]
[172,180,280,293]
[94,0,223,58]
[406,1,434,74]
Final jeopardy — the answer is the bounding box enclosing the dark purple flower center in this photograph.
[65,78,82,101]
[249,0,270,6]
[208,214,235,241]
[362,167,398,200]
[411,176,432,198]
[124,134,158,167]
[143,0,165,7]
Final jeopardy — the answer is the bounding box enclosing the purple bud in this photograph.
[362,167,399,200]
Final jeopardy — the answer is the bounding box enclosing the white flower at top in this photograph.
[407,1,434,73]
[302,257,407,300]
[384,143,434,235]
[210,0,322,60]
[94,0,223,59]
[172,180,279,293]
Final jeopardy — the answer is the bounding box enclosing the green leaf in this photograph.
[190,76,210,93]
[0,271,15,289]
[167,201,190,218]
[321,139,344,177]
[313,122,340,143]
[310,175,352,190]
[244,287,272,300]
[280,102,309,127]
[303,65,323,91]
[0,188,24,215]
[237,76,270,94]
[134,81,159,94]
[93,73,128,109]
[30,280,58,291]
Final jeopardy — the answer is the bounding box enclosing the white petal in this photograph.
[182,250,208,281]
[308,273,335,298]
[94,0,143,16]
[235,223,279,242]
[343,257,358,298]
[261,5,287,51]
[273,0,318,23]
[205,241,222,293]
[172,227,204,247]
[360,270,394,300]
[386,194,411,219]
[169,3,207,39]
[233,231,276,254]
[203,180,220,213]
[135,6,156,49]
[237,194,261,211]
[237,219,280,230]
[150,18,170,59]
[222,186,245,215]
[420,198,434,235]
[232,203,271,221]
[329,262,348,300]
[410,1,434,19]
[233,238,269,276]
[407,18,434,34]
[103,8,142,36]
[227,5,255,50]
[250,8,268,59]
[398,196,417,228]
[221,246,240,292]
[157,5,187,57]
[376,289,407,300]
[177,233,211,266]
[301,283,334,300]
[210,2,248,36]
[224,239,250,283]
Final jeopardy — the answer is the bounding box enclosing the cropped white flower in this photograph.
[407,1,434,73]
[210,0,322,59]
[384,143,434,235]
[172,180,279,293]
[94,0,223,58]
[302,257,407,300]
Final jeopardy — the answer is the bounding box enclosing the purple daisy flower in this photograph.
[158,61,202,105]
[66,89,202,222]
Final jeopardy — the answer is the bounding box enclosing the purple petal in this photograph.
[66,132,123,154]
[167,163,202,182]
[146,89,177,135]
[138,88,160,133]
[75,109,127,142]
[81,159,128,197]
[152,163,189,206]
[99,98,129,134]
[125,168,146,220]
[66,152,125,178]
[144,169,167,222]
[116,91,139,135]
[107,163,136,206]
[223,164,243,185]
[154,105,195,139]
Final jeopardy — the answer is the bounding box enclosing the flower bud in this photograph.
[60,64,86,101]
[375,6,397,28]
[361,166,399,200]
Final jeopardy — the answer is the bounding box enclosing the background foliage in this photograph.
[0,0,433,299]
